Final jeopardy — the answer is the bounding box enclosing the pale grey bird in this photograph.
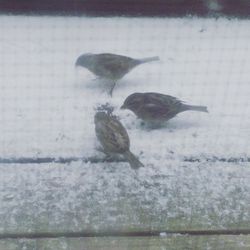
[75,53,160,96]
[94,111,144,169]
[121,92,208,126]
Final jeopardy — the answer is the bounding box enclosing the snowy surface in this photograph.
[0,161,249,233]
[0,15,249,160]
[0,235,250,250]
[0,16,250,233]
[1,235,250,250]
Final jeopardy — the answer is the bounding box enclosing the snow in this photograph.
[0,161,249,233]
[0,15,249,160]
[0,15,250,233]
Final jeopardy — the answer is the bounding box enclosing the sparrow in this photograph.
[121,92,208,125]
[94,111,144,169]
[75,53,159,96]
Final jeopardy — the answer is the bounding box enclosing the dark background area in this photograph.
[0,0,249,17]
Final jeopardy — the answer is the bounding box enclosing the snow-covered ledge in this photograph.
[0,161,249,235]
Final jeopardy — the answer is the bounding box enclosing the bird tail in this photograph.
[184,105,208,113]
[139,56,160,64]
[123,151,144,169]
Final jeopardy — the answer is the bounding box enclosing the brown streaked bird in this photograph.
[94,111,144,169]
[75,53,160,96]
[121,92,208,125]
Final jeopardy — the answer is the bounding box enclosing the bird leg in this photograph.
[109,81,116,97]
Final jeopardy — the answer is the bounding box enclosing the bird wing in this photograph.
[147,93,183,107]
[108,118,130,149]
[141,103,171,119]
[138,93,184,120]
[94,54,137,79]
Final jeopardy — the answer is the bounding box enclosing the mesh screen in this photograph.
[0,15,249,163]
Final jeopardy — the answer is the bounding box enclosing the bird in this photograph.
[75,53,160,96]
[94,111,144,169]
[121,92,208,126]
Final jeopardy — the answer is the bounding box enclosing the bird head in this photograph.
[121,93,144,111]
[75,53,93,67]
[94,111,109,124]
